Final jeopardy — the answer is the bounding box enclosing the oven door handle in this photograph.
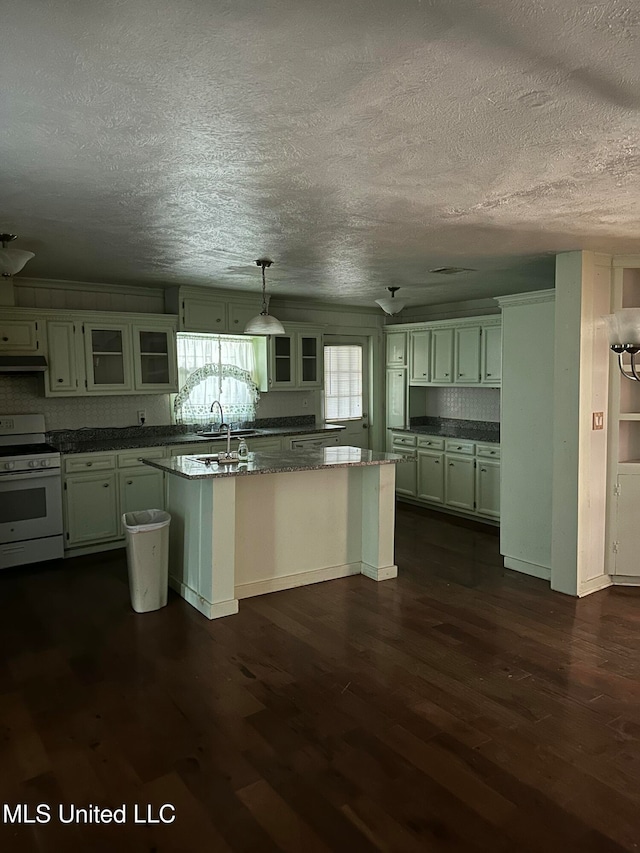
[0,468,61,482]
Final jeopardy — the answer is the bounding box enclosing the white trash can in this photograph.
[123,509,171,613]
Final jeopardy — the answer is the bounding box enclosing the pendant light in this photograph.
[0,234,35,277]
[375,286,406,315]
[244,258,285,335]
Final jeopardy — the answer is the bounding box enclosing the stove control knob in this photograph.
[4,462,15,470]
[41,459,51,468]
[29,460,39,468]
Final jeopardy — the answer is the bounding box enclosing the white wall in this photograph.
[551,252,612,596]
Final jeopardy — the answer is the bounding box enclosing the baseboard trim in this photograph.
[397,496,500,527]
[64,540,124,558]
[235,562,363,599]
[611,575,640,587]
[503,556,551,581]
[361,563,398,581]
[578,574,612,596]
[169,576,239,620]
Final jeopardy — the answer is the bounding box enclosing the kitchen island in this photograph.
[143,446,407,619]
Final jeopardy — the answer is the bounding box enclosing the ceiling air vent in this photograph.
[429,267,476,275]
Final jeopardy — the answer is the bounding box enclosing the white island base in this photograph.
[163,459,398,620]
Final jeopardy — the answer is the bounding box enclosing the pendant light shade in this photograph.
[375,286,406,315]
[244,258,285,335]
[0,234,35,277]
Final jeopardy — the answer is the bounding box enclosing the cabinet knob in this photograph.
[103,483,109,488]
[86,462,93,467]
[434,459,440,464]
[481,467,487,472]
[487,372,492,376]
[444,372,449,377]
[57,378,64,383]
[2,336,8,342]
[449,462,454,466]
[234,319,239,324]
[127,480,133,485]
[216,318,221,323]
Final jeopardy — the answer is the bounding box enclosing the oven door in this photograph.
[0,468,63,544]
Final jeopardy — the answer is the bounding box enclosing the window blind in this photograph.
[324,345,363,420]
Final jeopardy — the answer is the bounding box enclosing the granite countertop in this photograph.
[143,446,408,480]
[390,417,500,444]
[49,421,345,454]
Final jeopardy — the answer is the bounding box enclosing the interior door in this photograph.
[323,336,370,449]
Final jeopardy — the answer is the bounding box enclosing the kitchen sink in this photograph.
[199,429,261,438]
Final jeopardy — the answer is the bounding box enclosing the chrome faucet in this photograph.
[210,400,233,458]
[210,400,226,431]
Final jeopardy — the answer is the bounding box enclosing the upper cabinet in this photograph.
[431,328,454,383]
[0,319,40,353]
[269,327,323,390]
[387,316,501,389]
[481,324,502,385]
[409,330,430,384]
[44,312,178,397]
[386,331,407,366]
[454,326,481,384]
[170,287,264,336]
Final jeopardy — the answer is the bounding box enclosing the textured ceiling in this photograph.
[3,0,640,308]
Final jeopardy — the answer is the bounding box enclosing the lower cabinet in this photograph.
[63,448,168,551]
[417,450,444,503]
[65,472,120,546]
[476,459,501,518]
[118,467,166,535]
[390,431,500,522]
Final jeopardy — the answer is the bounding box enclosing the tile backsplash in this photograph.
[410,386,500,423]
[0,375,172,431]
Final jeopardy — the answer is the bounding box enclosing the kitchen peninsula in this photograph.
[143,446,407,619]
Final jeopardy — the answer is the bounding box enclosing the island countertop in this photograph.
[143,446,408,479]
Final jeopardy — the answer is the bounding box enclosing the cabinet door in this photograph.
[65,473,119,546]
[455,326,481,384]
[249,437,283,453]
[431,328,454,383]
[84,323,134,392]
[386,332,407,366]
[47,320,80,394]
[0,320,38,352]
[267,334,293,388]
[228,302,260,333]
[386,369,407,428]
[482,325,502,384]
[119,468,165,534]
[298,333,322,387]
[476,459,500,518]
[409,331,430,384]
[445,455,475,510]
[395,450,417,496]
[132,325,178,392]
[417,450,444,503]
[182,297,227,332]
[614,474,640,577]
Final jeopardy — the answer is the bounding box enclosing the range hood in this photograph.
[0,355,48,373]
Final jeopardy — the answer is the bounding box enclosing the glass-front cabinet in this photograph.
[132,324,177,391]
[269,328,323,389]
[84,323,133,392]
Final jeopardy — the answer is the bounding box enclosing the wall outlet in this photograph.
[137,410,146,426]
[592,411,604,430]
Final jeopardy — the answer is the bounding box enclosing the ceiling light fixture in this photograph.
[375,286,406,316]
[244,258,285,336]
[604,308,640,381]
[0,234,35,277]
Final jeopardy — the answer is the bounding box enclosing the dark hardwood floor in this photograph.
[2,503,640,851]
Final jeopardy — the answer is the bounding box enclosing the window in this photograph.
[173,334,260,425]
[324,345,363,420]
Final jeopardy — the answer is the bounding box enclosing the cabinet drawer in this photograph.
[64,453,116,473]
[391,433,417,448]
[118,447,167,468]
[445,439,475,456]
[417,435,444,450]
[476,444,501,459]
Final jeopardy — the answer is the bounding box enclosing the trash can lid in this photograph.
[123,509,171,531]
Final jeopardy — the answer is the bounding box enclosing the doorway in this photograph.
[323,336,370,449]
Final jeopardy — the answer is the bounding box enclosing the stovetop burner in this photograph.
[0,442,59,458]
